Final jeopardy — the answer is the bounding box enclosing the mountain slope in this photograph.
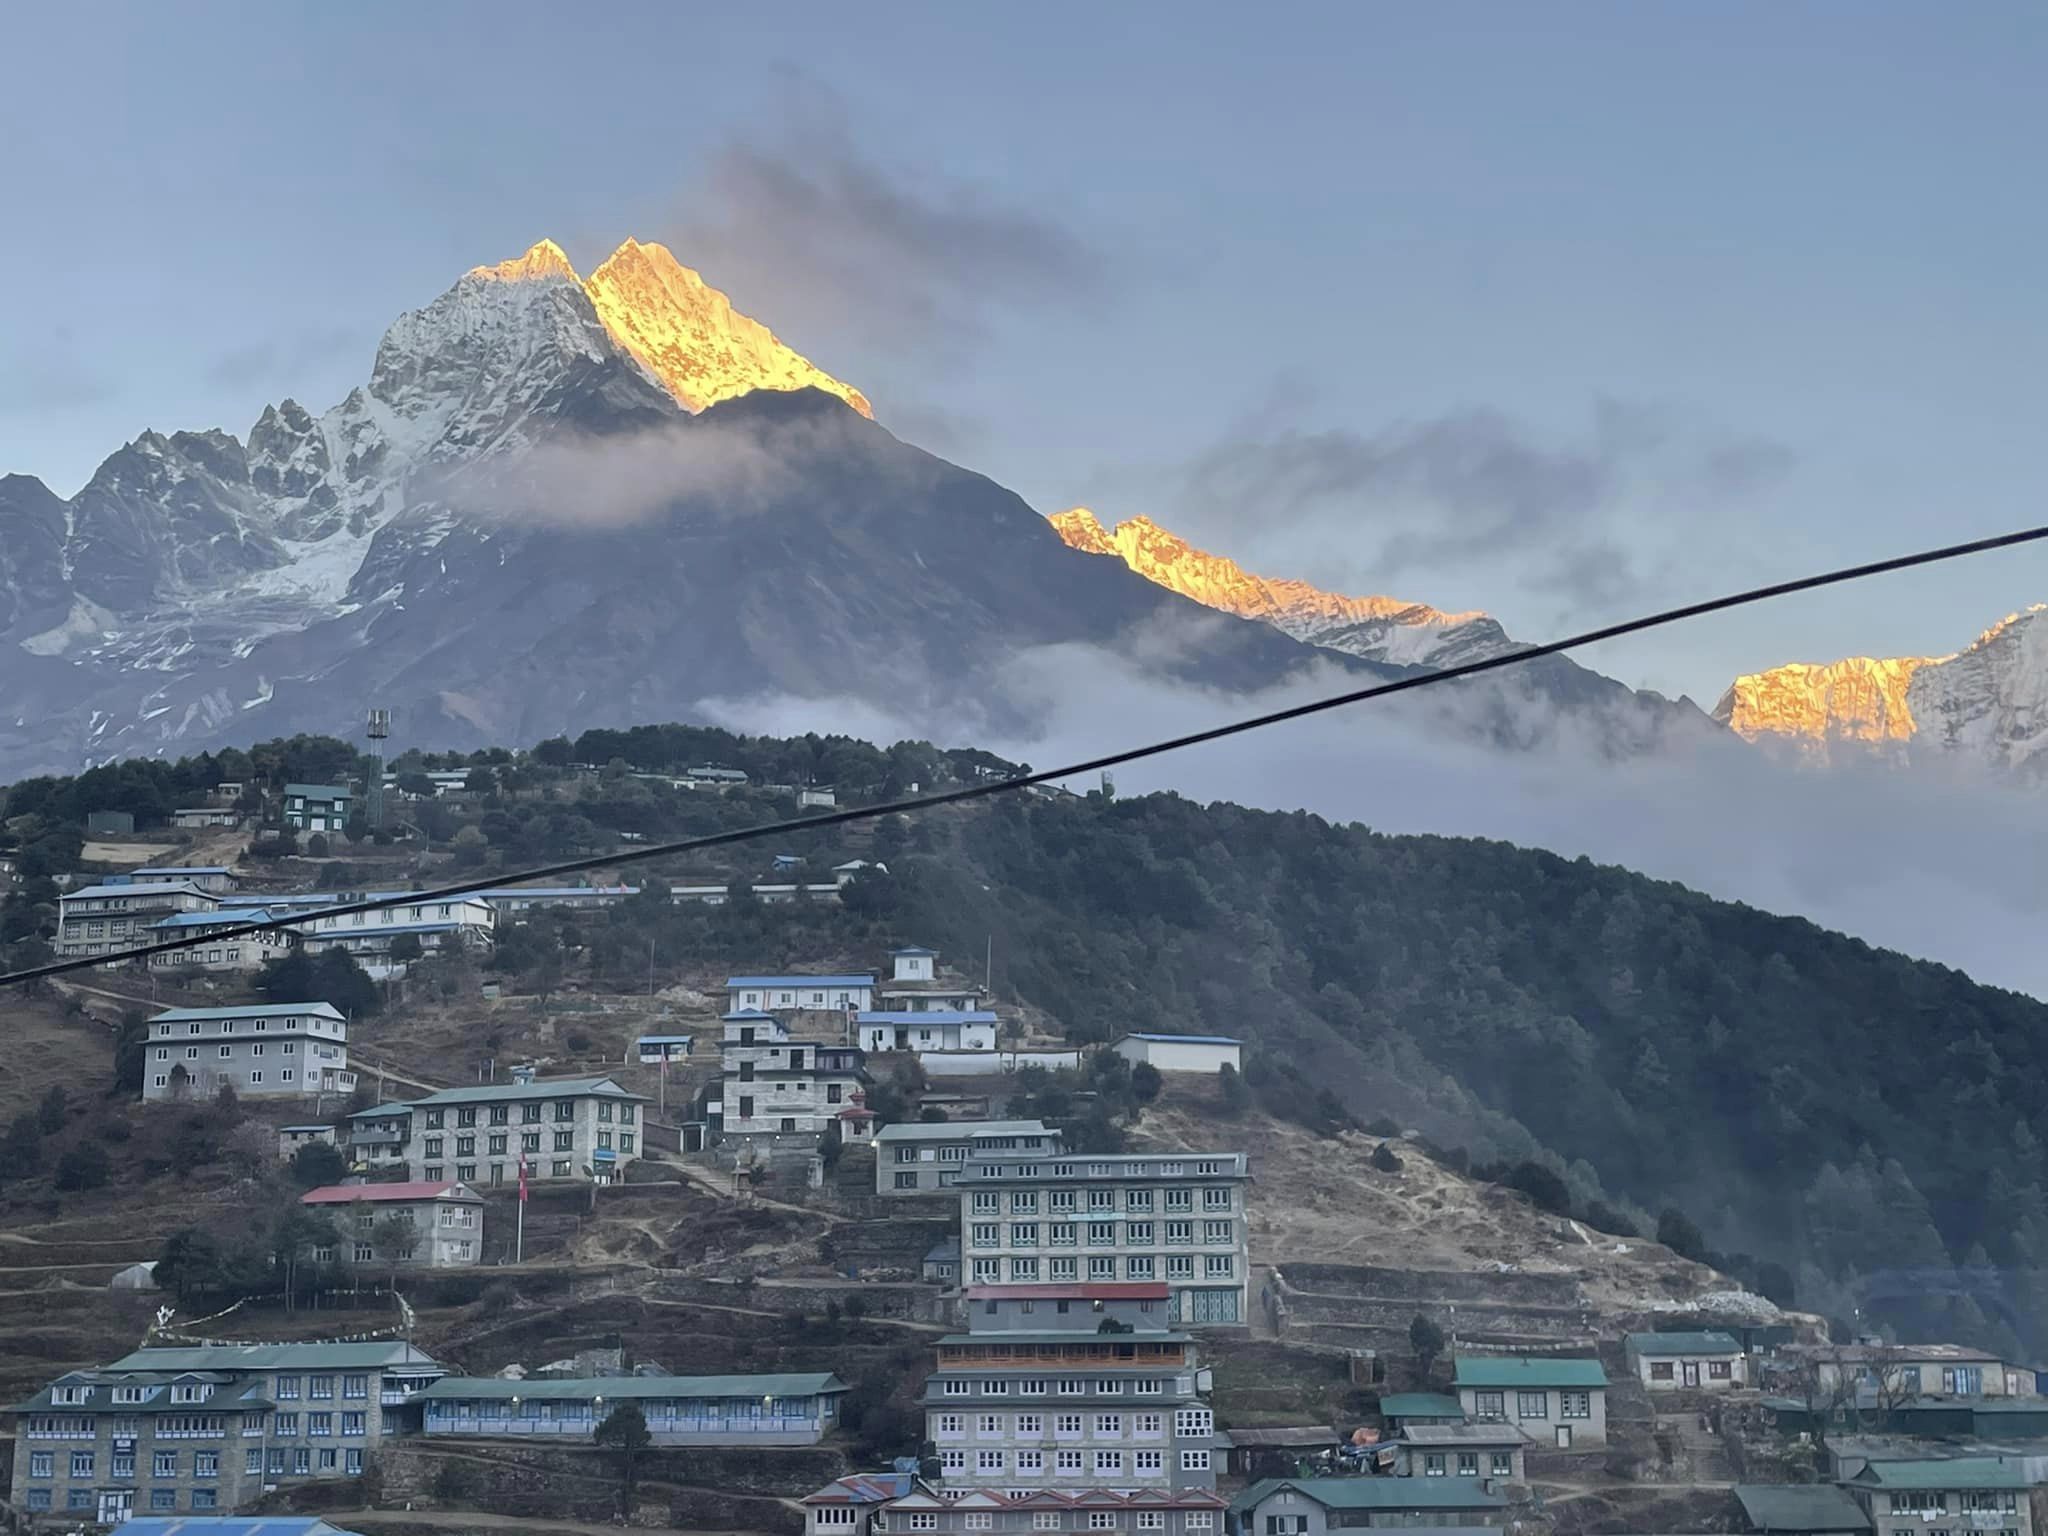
[1050,506,1711,747]
[1715,606,2048,775]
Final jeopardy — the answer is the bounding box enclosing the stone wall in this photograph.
[1279,1263,1583,1307]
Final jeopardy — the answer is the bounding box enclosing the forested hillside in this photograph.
[4,724,2044,1358]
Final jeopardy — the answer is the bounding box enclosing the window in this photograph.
[1175,1407,1214,1438]
[1018,1379,1047,1396]
[192,1490,218,1511]
[489,1134,508,1155]
[1034,1516,1062,1530]
[1089,1514,1119,1531]
[939,1450,966,1474]
[1204,1254,1234,1278]
[1049,1257,1078,1280]
[276,1413,300,1435]
[552,1160,571,1177]
[978,1413,1004,1435]
[1011,1191,1039,1214]
[1058,1413,1085,1434]
[1010,1257,1040,1280]
[154,1450,179,1476]
[1094,1450,1124,1473]
[1096,1413,1123,1435]
[346,1449,363,1475]
[1456,1452,1479,1476]
[29,1452,52,1478]
[1166,1255,1193,1279]
[1056,1450,1083,1473]
[1163,1189,1192,1212]
[1137,1515,1165,1530]
[1128,1255,1156,1279]
[309,1412,333,1436]
[972,1259,1000,1283]
[1186,1517,1213,1532]
[1491,1451,1514,1475]
[1204,1219,1232,1244]
[966,1516,995,1531]
[976,1450,1006,1473]
[1517,1391,1549,1420]
[895,1172,919,1190]
[1708,1360,1733,1379]
[939,1412,965,1433]
[1180,1449,1211,1471]
[1127,1221,1154,1244]
[1015,1412,1043,1435]
[908,1517,938,1532]
[554,1131,574,1151]
[70,1451,95,1477]
[973,1192,1000,1215]
[1135,1412,1163,1435]
[25,1491,50,1513]
[1649,1361,1674,1381]
[1165,1221,1193,1245]
[151,1490,177,1512]
[1135,1449,1163,1472]
[972,1223,1000,1248]
[1474,1390,1504,1421]
[294,1447,312,1474]
[1012,1222,1039,1247]
[1560,1391,1591,1419]
[195,1451,219,1477]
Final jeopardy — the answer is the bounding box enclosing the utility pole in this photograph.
[648,936,656,996]
[986,934,995,1001]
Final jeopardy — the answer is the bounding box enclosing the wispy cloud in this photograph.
[0,348,115,413]
[668,87,1114,366]
[1163,398,1796,608]
[204,326,367,391]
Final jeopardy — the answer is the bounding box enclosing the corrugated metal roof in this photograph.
[422,1372,845,1401]
[67,881,217,901]
[1231,1477,1506,1512]
[875,1119,1054,1143]
[1852,1457,2033,1489]
[1453,1355,1608,1388]
[300,1182,479,1206]
[1735,1484,1874,1531]
[150,1003,344,1023]
[1118,1033,1244,1045]
[726,975,876,988]
[283,784,351,797]
[112,1519,356,1536]
[803,1473,917,1505]
[408,1076,644,1106]
[1628,1330,1743,1356]
[964,1282,1170,1301]
[108,1343,439,1372]
[1378,1393,1467,1418]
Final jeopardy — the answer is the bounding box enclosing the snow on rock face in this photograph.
[1049,506,1520,668]
[583,238,873,418]
[1714,606,2048,776]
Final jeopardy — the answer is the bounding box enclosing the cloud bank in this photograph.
[702,642,2048,1000]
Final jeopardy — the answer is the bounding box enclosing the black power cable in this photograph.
[7,518,2046,991]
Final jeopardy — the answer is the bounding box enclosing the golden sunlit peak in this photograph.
[472,239,582,285]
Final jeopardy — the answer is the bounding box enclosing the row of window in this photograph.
[424,1162,575,1183]
[933,1408,1213,1438]
[153,1070,307,1089]
[937,1379,1180,1398]
[152,947,246,964]
[970,1221,1234,1248]
[888,1512,1213,1532]
[1647,1360,1734,1380]
[31,1449,226,1479]
[421,1100,632,1128]
[971,1189,1232,1215]
[425,1130,626,1157]
[1471,1390,1593,1420]
[154,1016,326,1036]
[1885,1493,2021,1514]
[930,1447,1213,1475]
[26,1490,220,1513]
[967,1256,1234,1283]
[261,1411,369,1436]
[974,1161,1234,1180]
[1420,1451,1516,1477]
[158,1042,305,1059]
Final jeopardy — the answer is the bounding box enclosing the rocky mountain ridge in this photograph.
[1714,606,2048,776]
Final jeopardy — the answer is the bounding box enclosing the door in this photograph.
[1555,1425,1571,1450]
[1682,1361,1700,1387]
[99,1491,134,1525]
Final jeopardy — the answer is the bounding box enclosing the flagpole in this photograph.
[516,1156,527,1264]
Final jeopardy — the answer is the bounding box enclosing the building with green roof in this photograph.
[343,1077,649,1188]
[1843,1457,2036,1536]
[421,1372,847,1446]
[1624,1330,1748,1392]
[1452,1356,1608,1448]
[1229,1476,1507,1534]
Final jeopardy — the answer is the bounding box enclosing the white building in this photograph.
[169,807,243,829]
[1111,1035,1243,1075]
[477,884,639,914]
[357,1075,650,1188]
[146,907,299,974]
[300,1180,486,1268]
[132,865,239,892]
[57,881,220,958]
[957,1152,1254,1326]
[859,1010,999,1055]
[725,973,877,1014]
[715,1011,868,1141]
[296,896,495,977]
[877,945,983,1012]
[875,1119,1063,1195]
[142,1002,355,1103]
[1625,1331,1747,1392]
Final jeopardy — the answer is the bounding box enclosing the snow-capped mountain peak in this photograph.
[583,238,873,418]
[1715,605,2048,776]
[1050,506,1518,668]
[473,238,581,285]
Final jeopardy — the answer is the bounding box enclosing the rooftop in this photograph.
[803,1473,918,1506]
[108,1342,441,1372]
[875,1119,1054,1143]
[1232,1477,1506,1512]
[1850,1457,2034,1490]
[937,1330,1193,1348]
[960,1152,1250,1181]
[300,1181,481,1206]
[422,1372,845,1401]
[1400,1423,1531,1446]
[1628,1330,1744,1356]
[152,909,274,928]
[1453,1355,1608,1389]
[1117,1032,1244,1045]
[111,1520,361,1536]
[859,1009,998,1024]
[965,1282,1170,1302]
[133,866,232,877]
[150,1002,344,1023]
[1735,1485,1875,1532]
[408,1076,645,1107]
[727,974,877,989]
[284,783,352,798]
[67,880,218,901]
[1378,1393,1466,1419]
[887,1491,1226,1512]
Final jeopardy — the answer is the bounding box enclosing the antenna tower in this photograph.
[366,707,390,831]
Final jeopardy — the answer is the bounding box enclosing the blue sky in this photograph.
[3,1,2043,703]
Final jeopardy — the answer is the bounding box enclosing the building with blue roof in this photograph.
[295,895,494,979]
[146,908,298,977]
[1111,1033,1244,1075]
[57,881,221,959]
[879,943,984,1011]
[857,1009,998,1054]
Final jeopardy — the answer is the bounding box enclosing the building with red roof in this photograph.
[299,1180,484,1268]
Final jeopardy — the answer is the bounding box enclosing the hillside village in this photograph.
[3,742,2046,1536]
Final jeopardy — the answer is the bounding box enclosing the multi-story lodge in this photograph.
[925,1282,1221,1493]
[349,1076,647,1188]
[877,1489,1229,1536]
[57,882,220,959]
[1452,1357,1608,1449]
[957,1154,1253,1326]
[295,896,495,976]
[802,1472,919,1536]
[1229,1476,1508,1534]
[420,1372,847,1446]
[145,908,299,974]
[142,1004,354,1103]
[876,1120,1064,1195]
[8,1341,443,1524]
[714,1010,867,1142]
[300,1181,485,1268]
[1844,1457,2034,1536]
[725,973,878,1014]
[130,866,238,893]
[877,946,984,1012]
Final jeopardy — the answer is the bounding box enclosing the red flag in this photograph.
[518,1155,529,1203]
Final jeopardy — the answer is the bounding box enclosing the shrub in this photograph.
[1502,1160,1572,1215]
[55,1142,112,1191]
[1371,1142,1404,1173]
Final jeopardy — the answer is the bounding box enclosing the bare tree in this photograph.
[372,1212,418,1291]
